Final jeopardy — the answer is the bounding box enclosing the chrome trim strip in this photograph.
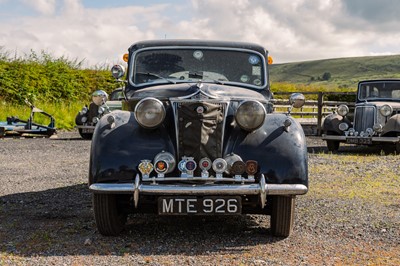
[322,134,400,143]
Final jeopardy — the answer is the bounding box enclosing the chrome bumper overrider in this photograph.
[89,174,308,209]
[322,134,400,143]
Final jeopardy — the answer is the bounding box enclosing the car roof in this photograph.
[128,39,268,55]
[358,79,400,84]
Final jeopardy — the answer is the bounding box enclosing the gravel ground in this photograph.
[0,131,399,265]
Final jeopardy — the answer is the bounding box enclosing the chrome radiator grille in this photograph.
[174,101,227,162]
[354,106,375,132]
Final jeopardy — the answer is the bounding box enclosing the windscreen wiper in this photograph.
[137,72,176,84]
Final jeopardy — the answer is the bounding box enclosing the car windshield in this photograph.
[358,81,400,101]
[131,48,266,89]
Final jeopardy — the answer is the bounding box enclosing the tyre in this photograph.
[93,193,127,236]
[270,195,295,237]
[396,142,400,154]
[326,140,340,152]
[78,128,93,140]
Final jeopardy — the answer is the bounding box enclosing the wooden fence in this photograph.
[272,92,356,135]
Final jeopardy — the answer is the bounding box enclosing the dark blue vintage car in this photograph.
[88,40,308,237]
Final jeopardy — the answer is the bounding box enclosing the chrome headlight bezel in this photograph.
[92,90,108,106]
[379,104,393,117]
[235,100,266,131]
[134,97,166,129]
[337,104,349,117]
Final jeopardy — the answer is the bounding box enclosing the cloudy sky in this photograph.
[1,0,400,66]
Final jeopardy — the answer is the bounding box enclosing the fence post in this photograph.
[317,92,323,135]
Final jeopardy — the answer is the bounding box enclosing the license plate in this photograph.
[158,196,241,215]
[346,137,372,145]
[82,128,94,133]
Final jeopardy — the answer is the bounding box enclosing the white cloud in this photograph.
[1,0,400,65]
[21,0,56,15]
[0,1,171,66]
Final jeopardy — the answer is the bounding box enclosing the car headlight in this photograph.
[235,100,266,131]
[80,106,88,115]
[379,104,393,117]
[134,97,166,128]
[337,104,349,117]
[98,106,105,114]
[92,90,108,106]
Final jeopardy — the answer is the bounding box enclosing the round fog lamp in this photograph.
[92,117,100,124]
[366,128,374,137]
[338,122,349,131]
[337,104,349,117]
[379,104,393,117]
[373,123,383,133]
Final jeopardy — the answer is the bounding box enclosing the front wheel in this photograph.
[93,194,127,236]
[270,195,295,237]
[326,140,340,152]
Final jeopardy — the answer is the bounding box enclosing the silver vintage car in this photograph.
[322,79,400,153]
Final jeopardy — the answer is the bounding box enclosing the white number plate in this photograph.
[158,196,241,215]
[82,128,94,133]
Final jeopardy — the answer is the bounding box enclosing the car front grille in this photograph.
[354,106,375,132]
[174,101,227,163]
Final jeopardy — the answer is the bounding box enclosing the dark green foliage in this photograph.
[0,49,119,104]
[322,72,331,81]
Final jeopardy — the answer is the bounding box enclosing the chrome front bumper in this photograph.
[322,134,400,143]
[89,174,308,209]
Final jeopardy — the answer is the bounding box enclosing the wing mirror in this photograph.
[289,93,305,108]
[287,93,305,115]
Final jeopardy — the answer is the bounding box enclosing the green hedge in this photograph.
[0,50,119,104]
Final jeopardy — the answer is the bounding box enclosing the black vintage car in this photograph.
[89,40,308,237]
[75,89,123,139]
[322,79,400,153]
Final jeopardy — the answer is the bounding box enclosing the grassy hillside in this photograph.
[270,54,400,89]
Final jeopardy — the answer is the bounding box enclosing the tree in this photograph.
[322,72,331,81]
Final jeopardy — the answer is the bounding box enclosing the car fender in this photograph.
[322,113,351,134]
[224,114,308,186]
[382,114,400,135]
[89,110,175,185]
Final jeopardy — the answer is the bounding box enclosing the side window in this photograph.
[369,87,379,97]
[392,90,400,99]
